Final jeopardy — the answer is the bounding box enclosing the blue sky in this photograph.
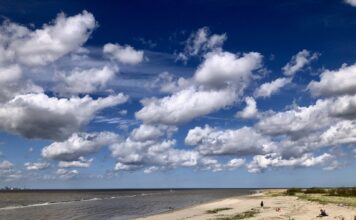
[0,0,356,188]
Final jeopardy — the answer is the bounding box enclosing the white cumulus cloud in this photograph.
[247,153,332,173]
[54,65,118,96]
[0,10,96,66]
[0,160,13,170]
[308,63,356,97]
[103,43,144,65]
[254,77,292,98]
[0,93,127,140]
[24,162,50,170]
[136,87,237,125]
[345,0,356,6]
[194,51,262,88]
[58,157,93,168]
[282,49,319,76]
[177,27,227,62]
[236,97,258,119]
[136,50,262,125]
[185,125,275,156]
[42,132,119,161]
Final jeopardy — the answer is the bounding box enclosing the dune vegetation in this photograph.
[284,187,356,207]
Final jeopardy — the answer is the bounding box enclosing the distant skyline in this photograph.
[0,0,356,188]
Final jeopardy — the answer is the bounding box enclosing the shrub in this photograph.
[286,188,303,195]
[304,187,326,194]
[206,207,232,214]
[328,188,356,197]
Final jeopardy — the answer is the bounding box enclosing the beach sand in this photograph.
[137,190,356,220]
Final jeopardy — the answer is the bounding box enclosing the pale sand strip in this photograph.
[136,191,356,220]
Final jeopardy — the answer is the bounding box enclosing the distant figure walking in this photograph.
[260,201,264,208]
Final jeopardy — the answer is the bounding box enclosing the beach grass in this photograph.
[277,188,356,207]
[264,189,285,197]
[214,208,260,220]
[206,207,233,214]
[296,193,356,207]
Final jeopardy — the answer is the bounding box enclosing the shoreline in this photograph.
[136,189,356,220]
[132,190,258,220]
[135,191,263,220]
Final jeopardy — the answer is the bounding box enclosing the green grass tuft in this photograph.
[214,208,259,220]
[285,188,303,196]
[206,207,233,214]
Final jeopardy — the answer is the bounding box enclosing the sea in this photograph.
[0,189,253,220]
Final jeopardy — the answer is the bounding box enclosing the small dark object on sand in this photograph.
[260,201,264,208]
[317,209,328,217]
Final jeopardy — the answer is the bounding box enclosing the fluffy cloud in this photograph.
[251,92,356,159]
[177,27,227,62]
[0,93,127,140]
[152,72,193,94]
[247,153,332,173]
[0,160,13,169]
[54,65,118,95]
[110,138,200,171]
[130,124,177,141]
[0,10,96,66]
[320,120,356,146]
[42,132,118,161]
[185,125,276,156]
[244,90,356,164]
[58,157,93,168]
[136,51,262,125]
[109,124,232,172]
[256,94,356,141]
[194,51,262,88]
[225,158,245,169]
[0,160,21,182]
[184,125,215,146]
[136,87,237,125]
[282,49,319,76]
[24,162,50,170]
[308,64,356,97]
[0,64,22,83]
[254,77,292,98]
[328,95,356,119]
[256,99,332,139]
[236,97,258,119]
[0,65,43,102]
[345,0,356,6]
[103,43,144,65]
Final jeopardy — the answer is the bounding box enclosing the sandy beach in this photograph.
[137,190,356,220]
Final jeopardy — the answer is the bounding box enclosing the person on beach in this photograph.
[317,209,328,217]
[260,201,264,208]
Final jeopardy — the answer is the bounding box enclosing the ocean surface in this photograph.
[0,189,253,220]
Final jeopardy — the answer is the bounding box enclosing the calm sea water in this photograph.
[0,189,253,220]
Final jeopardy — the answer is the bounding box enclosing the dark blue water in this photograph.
[0,189,253,220]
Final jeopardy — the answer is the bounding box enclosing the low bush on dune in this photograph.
[215,208,259,220]
[328,188,356,197]
[283,187,356,207]
[304,187,327,194]
[206,207,232,214]
[286,188,304,195]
